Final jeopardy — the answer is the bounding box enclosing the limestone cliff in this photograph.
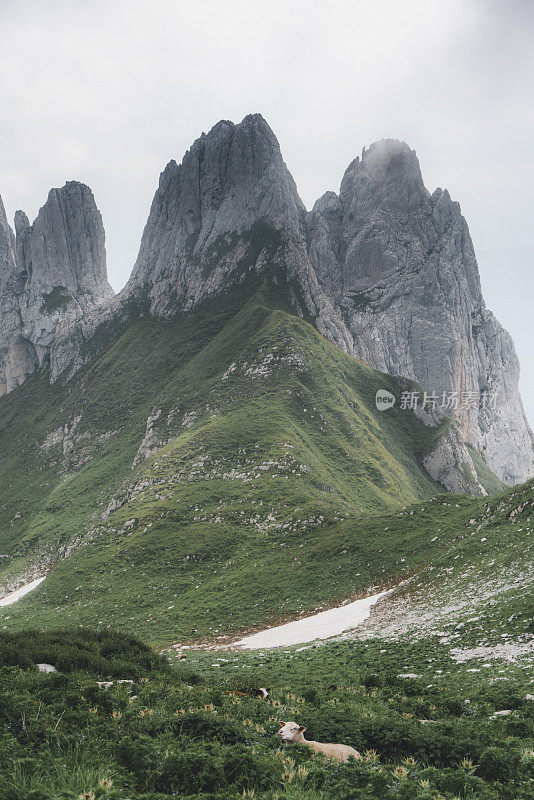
[307,140,533,484]
[4,117,531,486]
[0,182,113,394]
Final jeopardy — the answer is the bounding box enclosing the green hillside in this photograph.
[1,628,533,800]
[0,282,496,644]
[353,476,534,652]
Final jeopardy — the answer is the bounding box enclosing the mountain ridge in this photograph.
[0,113,532,485]
[0,281,498,642]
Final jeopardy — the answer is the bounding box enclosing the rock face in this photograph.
[125,119,532,485]
[0,182,113,394]
[307,140,534,485]
[124,114,354,354]
[4,116,531,486]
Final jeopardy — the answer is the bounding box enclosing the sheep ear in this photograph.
[299,726,307,732]
[278,721,285,727]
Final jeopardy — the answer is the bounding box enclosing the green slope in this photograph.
[355,477,534,652]
[1,630,533,800]
[0,282,495,644]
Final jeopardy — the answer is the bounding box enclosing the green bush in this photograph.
[477,745,522,780]
[0,631,532,800]
[0,629,169,677]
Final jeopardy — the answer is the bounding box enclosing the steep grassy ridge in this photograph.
[0,283,492,644]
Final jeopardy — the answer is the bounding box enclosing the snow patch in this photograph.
[0,576,46,606]
[234,590,391,649]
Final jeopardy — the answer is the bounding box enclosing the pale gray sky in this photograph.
[0,0,533,422]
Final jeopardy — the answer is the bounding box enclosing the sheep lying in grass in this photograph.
[277,721,360,763]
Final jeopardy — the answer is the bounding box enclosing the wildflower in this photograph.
[283,757,295,768]
[419,779,430,789]
[460,758,474,770]
[78,793,95,800]
[111,710,122,720]
[173,708,185,715]
[281,768,295,783]
[98,777,113,791]
[363,749,379,762]
[88,707,98,715]
[296,765,309,781]
[242,790,255,799]
[403,756,418,766]
[139,707,153,717]
[392,765,409,779]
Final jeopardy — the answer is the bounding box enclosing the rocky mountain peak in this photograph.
[0,181,113,395]
[126,113,305,311]
[14,209,30,237]
[118,117,533,484]
[308,136,533,484]
[0,196,16,275]
[18,181,111,304]
[361,138,422,178]
[6,115,530,486]
[340,139,428,215]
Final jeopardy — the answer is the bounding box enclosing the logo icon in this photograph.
[375,389,396,411]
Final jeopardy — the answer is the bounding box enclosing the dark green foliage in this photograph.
[40,286,72,314]
[0,631,532,799]
[0,628,168,677]
[477,746,523,780]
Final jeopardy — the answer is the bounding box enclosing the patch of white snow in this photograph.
[0,576,46,606]
[234,590,391,649]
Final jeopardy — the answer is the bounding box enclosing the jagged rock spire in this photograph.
[121,118,532,483]
[0,182,113,395]
[308,138,533,485]
[6,116,529,485]
[126,114,306,311]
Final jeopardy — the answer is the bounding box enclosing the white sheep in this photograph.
[277,721,361,763]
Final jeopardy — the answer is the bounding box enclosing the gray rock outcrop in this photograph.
[0,182,113,394]
[5,116,531,486]
[122,118,532,484]
[123,114,354,354]
[307,140,533,484]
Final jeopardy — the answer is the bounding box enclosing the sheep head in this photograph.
[277,721,306,742]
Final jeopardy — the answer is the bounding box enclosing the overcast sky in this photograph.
[0,0,533,422]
